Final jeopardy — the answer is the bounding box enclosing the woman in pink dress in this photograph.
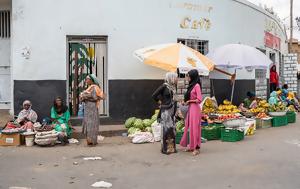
[180,69,202,156]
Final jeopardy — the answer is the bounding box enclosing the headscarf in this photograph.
[184,69,201,102]
[84,75,104,106]
[164,72,177,96]
[269,91,278,105]
[87,74,100,86]
[17,100,38,123]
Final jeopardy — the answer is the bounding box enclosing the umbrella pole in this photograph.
[230,69,237,103]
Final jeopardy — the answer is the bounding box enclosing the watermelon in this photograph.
[125,117,136,129]
[145,127,152,133]
[143,119,152,128]
[133,119,144,129]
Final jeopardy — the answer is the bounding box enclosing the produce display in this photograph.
[246,126,255,136]
[287,105,296,112]
[268,102,286,112]
[125,117,136,129]
[217,100,240,114]
[202,98,216,114]
[124,110,159,137]
[256,112,269,119]
[249,100,269,114]
[214,114,239,123]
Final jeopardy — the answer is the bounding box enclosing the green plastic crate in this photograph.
[202,124,225,140]
[287,112,296,123]
[175,131,189,144]
[202,127,219,140]
[271,116,288,127]
[221,128,244,142]
[256,118,272,129]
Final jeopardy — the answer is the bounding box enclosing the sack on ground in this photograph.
[151,121,161,142]
[132,132,154,144]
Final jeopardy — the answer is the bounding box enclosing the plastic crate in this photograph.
[202,127,220,140]
[286,112,296,123]
[271,116,288,127]
[221,128,244,142]
[256,118,272,129]
[175,131,189,144]
[202,124,225,140]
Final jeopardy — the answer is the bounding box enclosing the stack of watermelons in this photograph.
[125,110,160,136]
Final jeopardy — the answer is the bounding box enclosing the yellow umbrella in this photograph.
[133,43,215,75]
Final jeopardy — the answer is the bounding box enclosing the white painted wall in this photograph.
[11,0,288,81]
[0,0,11,109]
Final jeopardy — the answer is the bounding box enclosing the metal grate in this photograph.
[0,10,10,38]
[178,38,209,55]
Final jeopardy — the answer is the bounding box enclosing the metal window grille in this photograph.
[177,38,209,55]
[0,10,11,38]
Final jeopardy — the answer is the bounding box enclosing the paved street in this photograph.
[0,117,300,189]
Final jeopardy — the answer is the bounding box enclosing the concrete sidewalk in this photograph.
[0,116,299,189]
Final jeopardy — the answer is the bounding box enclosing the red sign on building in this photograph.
[264,31,281,50]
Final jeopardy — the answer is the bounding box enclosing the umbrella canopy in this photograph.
[207,44,273,69]
[134,43,215,76]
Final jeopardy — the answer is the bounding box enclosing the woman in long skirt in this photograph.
[152,72,178,155]
[80,74,104,146]
[180,69,202,156]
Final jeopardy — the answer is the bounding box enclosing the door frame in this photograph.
[66,35,109,117]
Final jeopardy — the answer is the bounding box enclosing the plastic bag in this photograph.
[132,132,154,144]
[151,121,161,142]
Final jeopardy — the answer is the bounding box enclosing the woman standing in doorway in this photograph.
[152,72,178,155]
[270,65,279,93]
[80,74,104,146]
[180,69,202,156]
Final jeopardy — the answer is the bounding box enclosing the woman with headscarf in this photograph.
[51,97,72,145]
[80,74,104,146]
[180,69,202,156]
[270,65,279,93]
[152,72,178,155]
[16,100,37,130]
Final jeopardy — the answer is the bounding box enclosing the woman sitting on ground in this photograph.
[12,100,38,130]
[51,97,72,145]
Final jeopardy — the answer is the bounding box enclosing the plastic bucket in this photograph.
[25,136,34,147]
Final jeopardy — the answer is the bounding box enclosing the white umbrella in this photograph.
[207,44,273,102]
[207,44,273,69]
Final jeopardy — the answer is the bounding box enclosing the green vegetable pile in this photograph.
[124,110,160,136]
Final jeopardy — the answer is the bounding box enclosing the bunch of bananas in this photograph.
[287,105,296,112]
[202,98,216,114]
[217,100,240,114]
[249,100,270,113]
[268,102,286,112]
[258,100,270,108]
[246,125,255,135]
[249,107,266,113]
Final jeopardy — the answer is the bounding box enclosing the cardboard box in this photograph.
[0,133,21,146]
